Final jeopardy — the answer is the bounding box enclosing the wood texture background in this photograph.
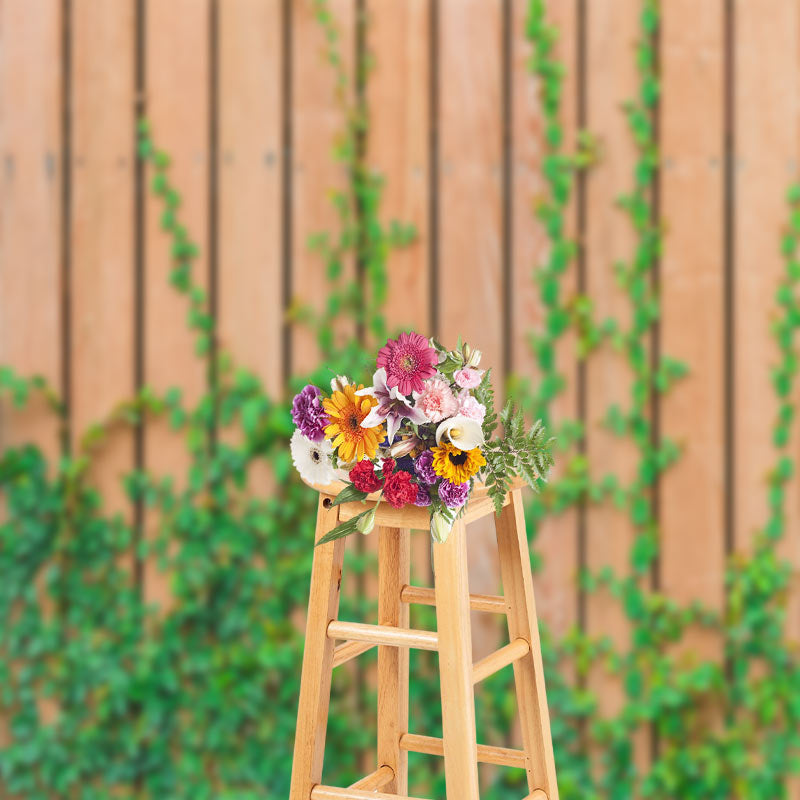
[1,0,798,771]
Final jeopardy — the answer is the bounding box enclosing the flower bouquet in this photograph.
[290,331,554,544]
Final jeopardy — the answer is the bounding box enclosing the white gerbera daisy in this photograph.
[290,430,336,485]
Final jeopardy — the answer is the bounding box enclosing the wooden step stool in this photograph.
[289,481,559,800]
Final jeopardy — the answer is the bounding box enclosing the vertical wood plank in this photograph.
[734,2,800,611]
[433,520,480,800]
[583,0,648,771]
[290,497,347,800]
[218,0,283,395]
[438,0,503,374]
[0,0,64,747]
[496,490,559,797]
[70,0,135,516]
[291,0,355,375]
[366,0,431,647]
[0,0,63,456]
[511,0,581,639]
[377,526,410,795]
[659,0,725,643]
[438,0,504,660]
[366,0,430,338]
[144,0,210,606]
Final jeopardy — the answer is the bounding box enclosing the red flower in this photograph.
[383,470,418,509]
[349,459,384,493]
[381,458,396,479]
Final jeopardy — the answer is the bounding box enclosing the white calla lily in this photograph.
[435,415,485,451]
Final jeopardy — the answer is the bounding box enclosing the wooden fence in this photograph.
[2,0,799,759]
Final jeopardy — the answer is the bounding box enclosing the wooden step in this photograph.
[472,637,530,683]
[311,786,429,800]
[525,791,549,800]
[348,765,394,790]
[332,640,375,668]
[327,620,439,651]
[400,584,507,614]
[399,733,527,769]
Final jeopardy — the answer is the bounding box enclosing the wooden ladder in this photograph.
[289,485,559,800]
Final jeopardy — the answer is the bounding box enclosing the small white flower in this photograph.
[330,375,350,393]
[290,429,336,485]
[435,415,485,451]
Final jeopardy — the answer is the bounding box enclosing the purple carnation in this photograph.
[438,479,469,509]
[414,485,432,507]
[291,384,329,442]
[414,450,437,485]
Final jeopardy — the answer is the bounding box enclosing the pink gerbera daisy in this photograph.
[376,331,438,395]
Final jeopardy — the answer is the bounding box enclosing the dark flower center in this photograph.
[348,414,359,430]
[448,451,469,466]
[311,450,321,463]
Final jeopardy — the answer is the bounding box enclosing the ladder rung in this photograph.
[332,640,375,668]
[348,765,394,790]
[400,584,507,614]
[327,620,439,651]
[399,733,527,769]
[311,786,429,800]
[472,637,530,684]
[525,791,549,800]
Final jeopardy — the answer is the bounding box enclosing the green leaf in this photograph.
[330,483,369,506]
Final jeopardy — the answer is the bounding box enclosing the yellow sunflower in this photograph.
[323,384,384,462]
[431,443,486,484]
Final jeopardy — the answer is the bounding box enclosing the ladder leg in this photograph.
[433,519,480,800]
[290,496,347,800]
[495,489,559,799]
[377,526,410,794]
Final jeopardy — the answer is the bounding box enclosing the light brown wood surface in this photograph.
[734,0,800,634]
[143,0,210,611]
[660,0,726,653]
[583,0,650,776]
[70,0,136,547]
[218,0,283,393]
[518,0,582,645]
[496,490,558,797]
[290,496,347,800]
[377,526,410,794]
[368,0,430,338]
[438,0,505,664]
[291,0,355,374]
[0,0,62,457]
[432,518,481,799]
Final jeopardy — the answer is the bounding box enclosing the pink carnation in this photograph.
[454,368,483,389]
[457,392,486,424]
[416,378,458,423]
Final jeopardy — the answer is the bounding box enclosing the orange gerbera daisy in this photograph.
[323,384,384,463]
